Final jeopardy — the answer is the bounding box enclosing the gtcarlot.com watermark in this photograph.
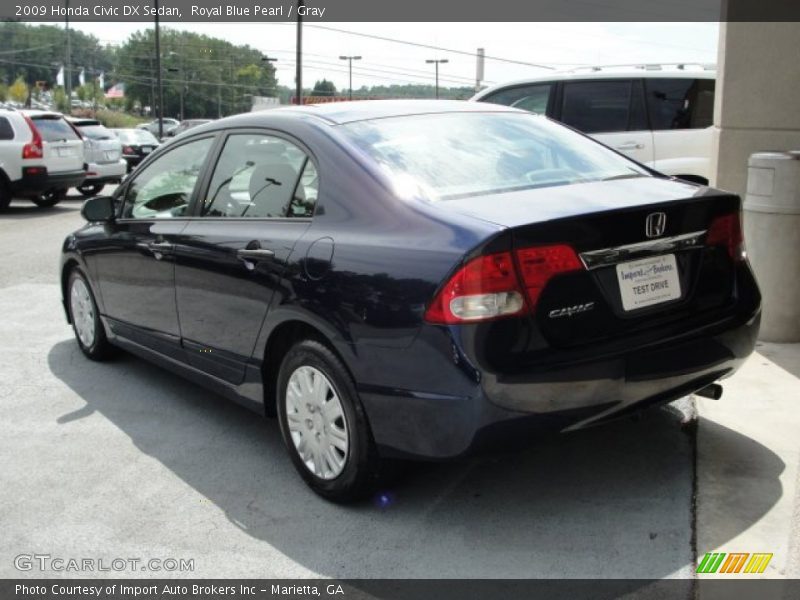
[14,553,194,573]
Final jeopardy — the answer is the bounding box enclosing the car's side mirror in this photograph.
[81,196,116,222]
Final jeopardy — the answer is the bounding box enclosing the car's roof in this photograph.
[473,64,716,100]
[259,99,521,125]
[21,109,66,119]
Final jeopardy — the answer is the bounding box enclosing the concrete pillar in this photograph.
[711,22,800,196]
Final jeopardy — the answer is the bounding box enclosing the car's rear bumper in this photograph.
[358,302,760,460]
[10,167,87,195]
[83,159,126,184]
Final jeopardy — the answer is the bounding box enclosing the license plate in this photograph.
[616,254,681,311]
[56,147,72,157]
[141,147,152,154]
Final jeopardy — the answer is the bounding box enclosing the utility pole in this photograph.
[65,0,72,113]
[295,0,303,105]
[475,48,485,93]
[339,55,362,100]
[425,59,448,99]
[154,0,164,139]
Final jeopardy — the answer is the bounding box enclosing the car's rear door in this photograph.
[91,135,216,354]
[174,130,318,384]
[556,79,655,168]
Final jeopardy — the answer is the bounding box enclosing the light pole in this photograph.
[425,58,449,99]
[296,0,303,105]
[338,55,361,100]
[168,50,183,121]
[64,0,72,113]
[154,0,164,138]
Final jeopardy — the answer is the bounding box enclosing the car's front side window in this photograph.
[121,137,213,219]
[482,83,553,115]
[202,133,315,219]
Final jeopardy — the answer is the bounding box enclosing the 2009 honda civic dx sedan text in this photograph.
[60,100,761,501]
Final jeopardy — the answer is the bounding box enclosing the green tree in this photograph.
[53,87,69,112]
[312,79,336,96]
[0,83,7,102]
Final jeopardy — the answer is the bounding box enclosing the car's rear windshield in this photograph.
[77,124,114,140]
[115,129,159,144]
[31,116,81,142]
[342,112,649,200]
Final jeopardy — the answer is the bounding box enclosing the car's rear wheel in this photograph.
[77,183,104,197]
[32,188,67,208]
[67,268,116,360]
[277,339,381,502]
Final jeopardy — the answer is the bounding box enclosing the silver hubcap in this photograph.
[285,366,349,480]
[70,278,96,348]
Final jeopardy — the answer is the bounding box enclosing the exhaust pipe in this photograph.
[695,383,723,400]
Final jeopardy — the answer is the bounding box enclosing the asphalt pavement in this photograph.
[0,191,795,587]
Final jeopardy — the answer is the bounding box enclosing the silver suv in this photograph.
[0,108,86,209]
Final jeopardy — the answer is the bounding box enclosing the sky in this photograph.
[63,22,720,92]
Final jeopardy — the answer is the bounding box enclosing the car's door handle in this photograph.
[137,241,174,260]
[616,142,645,151]
[236,248,275,261]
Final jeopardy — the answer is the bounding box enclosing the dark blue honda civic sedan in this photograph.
[60,100,760,501]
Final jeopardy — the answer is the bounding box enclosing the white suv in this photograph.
[67,117,127,197]
[471,64,716,184]
[0,108,86,209]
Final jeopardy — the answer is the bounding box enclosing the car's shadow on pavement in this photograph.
[46,339,784,580]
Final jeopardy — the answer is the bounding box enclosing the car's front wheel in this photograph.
[67,268,116,360]
[32,188,67,208]
[77,183,104,197]
[277,339,381,502]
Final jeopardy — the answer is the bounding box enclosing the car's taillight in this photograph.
[424,252,526,324]
[707,211,745,262]
[122,145,134,154]
[21,114,43,159]
[515,244,583,310]
[424,244,584,324]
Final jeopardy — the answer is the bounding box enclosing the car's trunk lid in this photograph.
[30,115,84,174]
[438,176,743,348]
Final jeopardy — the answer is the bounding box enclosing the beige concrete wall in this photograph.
[711,22,800,195]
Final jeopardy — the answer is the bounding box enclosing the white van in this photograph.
[471,64,716,184]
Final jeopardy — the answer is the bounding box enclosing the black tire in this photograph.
[277,339,381,502]
[77,183,104,197]
[66,268,117,361]
[0,179,11,211]
[32,188,67,208]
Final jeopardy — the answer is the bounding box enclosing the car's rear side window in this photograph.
[31,117,80,142]
[482,83,553,114]
[0,117,13,140]
[560,80,646,134]
[645,78,715,130]
[202,133,316,219]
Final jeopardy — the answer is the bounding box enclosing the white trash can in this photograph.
[743,151,800,342]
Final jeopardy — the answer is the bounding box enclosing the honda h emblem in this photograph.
[645,212,667,238]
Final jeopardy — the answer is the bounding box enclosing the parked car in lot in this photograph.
[0,108,86,209]
[137,118,180,138]
[168,119,213,137]
[67,117,127,197]
[61,101,760,501]
[472,64,716,184]
[111,128,160,172]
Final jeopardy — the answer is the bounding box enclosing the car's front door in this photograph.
[174,131,319,383]
[92,135,216,354]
